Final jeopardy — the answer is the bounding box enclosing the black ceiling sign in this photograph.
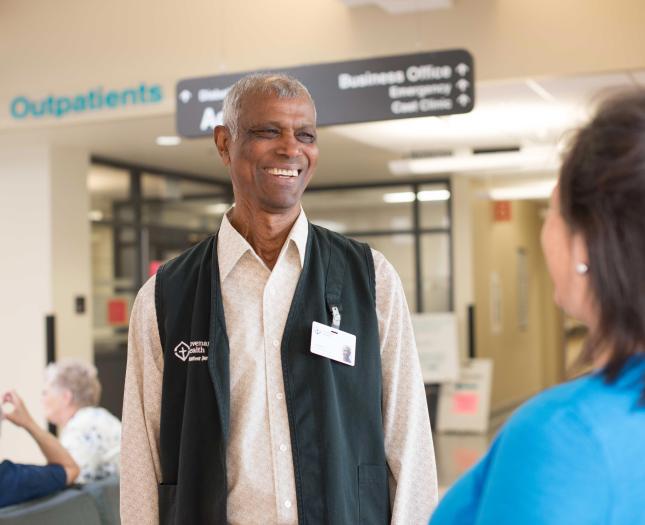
[176,49,474,138]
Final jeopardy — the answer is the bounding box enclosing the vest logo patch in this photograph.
[173,341,209,362]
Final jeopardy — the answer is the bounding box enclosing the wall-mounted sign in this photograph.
[9,83,163,121]
[411,312,460,383]
[176,49,474,137]
[437,358,493,434]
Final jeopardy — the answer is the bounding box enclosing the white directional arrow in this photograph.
[456,78,470,92]
[455,63,470,76]
[178,89,192,103]
[457,94,471,107]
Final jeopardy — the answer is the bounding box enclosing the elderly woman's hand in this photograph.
[2,390,37,431]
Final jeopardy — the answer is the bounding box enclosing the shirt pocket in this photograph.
[158,483,177,524]
[358,464,389,525]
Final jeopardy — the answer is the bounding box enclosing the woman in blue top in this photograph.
[0,390,79,508]
[431,90,645,525]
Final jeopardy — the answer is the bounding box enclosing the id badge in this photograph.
[310,321,356,366]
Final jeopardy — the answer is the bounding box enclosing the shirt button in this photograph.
[269,287,276,296]
[279,443,287,452]
[276,393,284,400]
[284,500,292,509]
[272,339,280,348]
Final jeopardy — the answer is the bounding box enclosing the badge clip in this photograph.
[330,305,341,330]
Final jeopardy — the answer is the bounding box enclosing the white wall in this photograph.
[0,141,52,462]
[0,141,91,462]
[51,148,92,361]
[450,175,475,359]
[471,193,561,411]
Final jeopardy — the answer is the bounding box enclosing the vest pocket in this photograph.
[358,464,389,525]
[158,483,177,524]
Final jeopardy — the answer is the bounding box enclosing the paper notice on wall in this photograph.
[452,392,479,414]
[411,312,459,384]
[489,272,502,334]
[517,247,529,331]
[437,358,493,434]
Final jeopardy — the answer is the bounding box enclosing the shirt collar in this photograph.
[218,207,309,281]
[288,208,309,268]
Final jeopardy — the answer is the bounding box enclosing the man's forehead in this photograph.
[238,93,316,122]
[241,89,312,106]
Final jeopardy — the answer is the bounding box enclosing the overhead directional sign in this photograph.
[176,49,474,138]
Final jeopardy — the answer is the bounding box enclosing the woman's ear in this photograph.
[61,388,74,407]
[571,232,589,274]
[571,230,601,329]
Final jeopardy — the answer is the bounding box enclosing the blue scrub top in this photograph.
[0,460,66,508]
[430,357,645,525]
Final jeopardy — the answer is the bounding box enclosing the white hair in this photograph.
[45,360,101,408]
[222,73,316,139]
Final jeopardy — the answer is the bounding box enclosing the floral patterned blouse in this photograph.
[60,406,122,484]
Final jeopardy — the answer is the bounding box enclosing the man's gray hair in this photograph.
[222,73,316,139]
[45,360,102,408]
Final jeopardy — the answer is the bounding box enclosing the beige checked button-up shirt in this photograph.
[121,210,438,525]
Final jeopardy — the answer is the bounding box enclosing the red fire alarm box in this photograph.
[493,200,512,222]
[107,298,128,325]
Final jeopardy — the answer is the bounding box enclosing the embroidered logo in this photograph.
[174,341,191,361]
[173,341,209,362]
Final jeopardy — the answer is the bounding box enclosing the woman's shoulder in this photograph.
[513,374,601,421]
[506,378,598,437]
[68,406,122,430]
[497,378,598,455]
[516,359,644,424]
[432,359,645,524]
[431,378,611,525]
[501,362,645,458]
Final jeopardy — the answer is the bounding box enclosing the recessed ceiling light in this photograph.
[383,191,416,203]
[525,79,556,103]
[382,190,451,203]
[488,179,557,201]
[89,210,104,221]
[389,146,559,176]
[418,189,451,201]
[156,136,181,146]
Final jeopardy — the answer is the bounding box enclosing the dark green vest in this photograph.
[155,223,389,524]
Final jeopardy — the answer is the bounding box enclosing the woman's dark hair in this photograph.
[559,89,645,396]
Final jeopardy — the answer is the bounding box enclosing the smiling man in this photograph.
[121,74,437,525]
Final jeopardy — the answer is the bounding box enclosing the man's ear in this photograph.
[214,125,232,166]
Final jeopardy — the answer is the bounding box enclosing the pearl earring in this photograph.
[575,262,589,275]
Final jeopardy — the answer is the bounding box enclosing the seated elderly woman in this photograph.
[42,360,121,484]
[1,391,79,507]
[430,90,645,524]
